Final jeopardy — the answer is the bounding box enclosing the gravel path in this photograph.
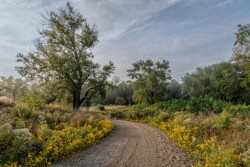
[53,120,194,167]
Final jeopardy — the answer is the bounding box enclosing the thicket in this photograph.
[111,99,250,166]
[0,97,113,166]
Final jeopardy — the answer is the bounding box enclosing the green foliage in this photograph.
[166,80,182,99]
[182,62,249,104]
[111,105,157,121]
[0,124,33,165]
[127,59,171,104]
[214,111,232,130]
[110,111,125,119]
[186,96,231,114]
[10,105,39,121]
[233,24,250,94]
[152,100,188,112]
[187,96,214,114]
[226,104,250,116]
[16,3,114,111]
[18,94,46,108]
[96,104,105,111]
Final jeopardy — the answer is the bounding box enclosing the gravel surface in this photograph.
[53,120,194,167]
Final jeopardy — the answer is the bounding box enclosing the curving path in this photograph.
[53,120,194,167]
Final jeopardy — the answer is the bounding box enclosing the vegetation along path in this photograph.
[54,119,194,167]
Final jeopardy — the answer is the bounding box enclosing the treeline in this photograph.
[98,61,249,105]
[101,24,250,105]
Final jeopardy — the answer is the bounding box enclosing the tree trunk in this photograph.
[73,93,81,112]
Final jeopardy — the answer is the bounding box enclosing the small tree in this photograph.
[0,76,28,100]
[127,59,171,104]
[16,3,115,111]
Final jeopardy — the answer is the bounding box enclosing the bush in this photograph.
[186,96,231,114]
[115,97,126,105]
[96,104,105,111]
[152,100,187,112]
[0,124,33,165]
[214,110,232,130]
[227,105,250,115]
[18,95,46,108]
[187,96,214,114]
[110,111,125,119]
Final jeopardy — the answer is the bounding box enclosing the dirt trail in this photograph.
[54,120,194,167]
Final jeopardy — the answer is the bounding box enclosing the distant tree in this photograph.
[127,59,171,104]
[0,76,28,100]
[104,81,133,105]
[233,24,250,92]
[211,62,247,103]
[182,62,248,103]
[16,3,114,111]
[167,80,182,99]
[182,66,213,98]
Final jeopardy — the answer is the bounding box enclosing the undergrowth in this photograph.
[0,100,113,167]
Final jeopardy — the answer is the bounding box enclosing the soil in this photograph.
[53,119,194,167]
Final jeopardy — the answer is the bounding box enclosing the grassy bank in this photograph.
[0,97,113,167]
[110,99,250,166]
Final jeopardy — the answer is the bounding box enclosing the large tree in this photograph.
[16,3,115,111]
[127,59,171,104]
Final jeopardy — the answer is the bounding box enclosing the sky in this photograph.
[0,0,250,82]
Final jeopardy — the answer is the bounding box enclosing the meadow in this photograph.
[0,96,113,167]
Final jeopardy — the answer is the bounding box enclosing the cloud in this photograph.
[70,0,183,41]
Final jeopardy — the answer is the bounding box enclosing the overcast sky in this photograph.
[0,0,250,82]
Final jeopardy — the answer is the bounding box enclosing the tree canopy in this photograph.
[182,62,249,104]
[127,59,171,104]
[16,3,115,111]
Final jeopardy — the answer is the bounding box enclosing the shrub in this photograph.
[96,104,105,111]
[186,96,232,114]
[10,105,37,120]
[110,111,125,119]
[152,100,187,112]
[18,95,46,108]
[214,110,232,130]
[0,124,33,165]
[115,97,126,105]
[227,104,250,115]
[187,96,214,114]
